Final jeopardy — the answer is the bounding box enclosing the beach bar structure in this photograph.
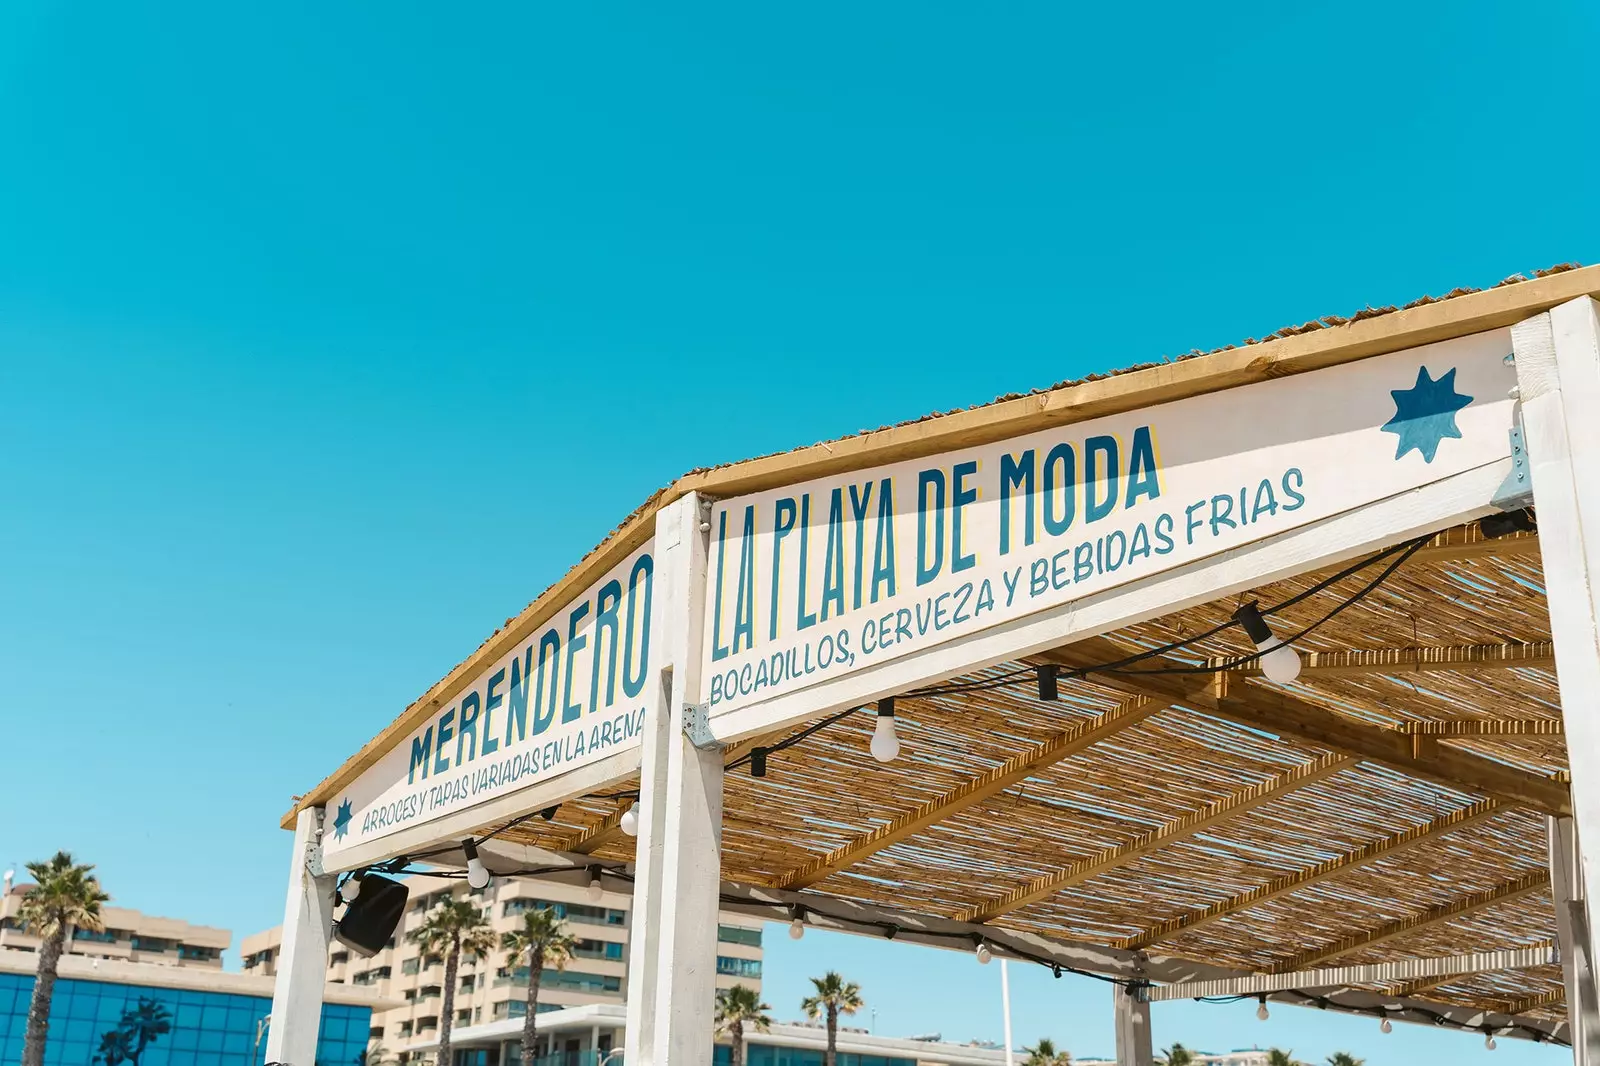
[270,266,1600,1065]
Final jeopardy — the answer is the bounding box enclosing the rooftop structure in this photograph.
[263,267,1600,1066]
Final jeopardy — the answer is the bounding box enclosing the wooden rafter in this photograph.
[960,753,1356,923]
[775,696,1164,890]
[1500,988,1565,1017]
[1218,641,1555,680]
[1407,527,1539,566]
[1121,797,1505,950]
[1038,638,1571,815]
[1394,719,1565,737]
[1269,871,1551,974]
[1390,939,1556,998]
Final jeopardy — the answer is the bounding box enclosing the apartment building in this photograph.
[0,872,229,968]
[242,873,764,1061]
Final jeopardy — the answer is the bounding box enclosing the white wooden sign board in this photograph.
[324,540,656,859]
[700,329,1518,720]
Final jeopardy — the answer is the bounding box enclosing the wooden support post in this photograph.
[627,493,723,1066]
[265,807,335,1066]
[1115,984,1153,1066]
[1514,297,1600,1066]
[1550,817,1599,1065]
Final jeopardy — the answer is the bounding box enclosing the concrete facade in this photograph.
[242,873,763,1061]
[0,875,229,968]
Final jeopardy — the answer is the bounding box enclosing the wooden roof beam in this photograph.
[1407,527,1540,566]
[1390,939,1556,998]
[1219,641,1555,680]
[775,696,1165,890]
[1039,638,1572,816]
[1500,988,1565,1017]
[1121,797,1505,950]
[1268,871,1551,974]
[960,753,1357,923]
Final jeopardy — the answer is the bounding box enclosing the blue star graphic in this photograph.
[332,799,353,841]
[1381,365,1473,463]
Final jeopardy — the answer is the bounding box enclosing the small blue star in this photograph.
[332,799,353,841]
[1382,365,1473,463]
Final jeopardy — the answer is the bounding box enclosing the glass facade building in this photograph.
[0,972,371,1066]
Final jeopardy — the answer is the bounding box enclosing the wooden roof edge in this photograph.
[282,264,1600,829]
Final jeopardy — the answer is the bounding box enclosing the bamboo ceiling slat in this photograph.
[459,522,1573,1023]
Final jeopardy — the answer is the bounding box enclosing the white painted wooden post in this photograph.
[1550,817,1600,1064]
[1513,296,1600,1063]
[625,492,723,1066]
[265,807,335,1065]
[1114,985,1153,1066]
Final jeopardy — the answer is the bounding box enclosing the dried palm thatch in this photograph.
[481,522,1572,1027]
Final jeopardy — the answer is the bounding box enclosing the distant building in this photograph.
[421,1001,1018,1066]
[243,872,764,1062]
[0,949,394,1066]
[0,873,228,969]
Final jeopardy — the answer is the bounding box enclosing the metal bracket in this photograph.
[305,808,327,878]
[1491,416,1534,511]
[682,702,722,751]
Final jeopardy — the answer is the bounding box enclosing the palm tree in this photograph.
[119,998,172,1065]
[360,1042,394,1065]
[410,898,496,1066]
[1023,1038,1071,1066]
[801,972,864,1066]
[1159,1044,1195,1066]
[17,852,110,1066]
[716,984,773,1066]
[1324,1055,1364,1066]
[500,906,576,1066]
[1265,1050,1298,1066]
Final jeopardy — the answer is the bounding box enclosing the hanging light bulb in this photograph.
[1256,996,1269,1022]
[974,940,993,965]
[462,839,491,890]
[341,875,363,903]
[587,869,604,902]
[1485,1032,1497,1051]
[789,908,806,940]
[1232,602,1302,684]
[1378,1016,1392,1034]
[870,699,901,763]
[619,802,640,837]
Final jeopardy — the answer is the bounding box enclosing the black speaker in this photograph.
[333,874,408,957]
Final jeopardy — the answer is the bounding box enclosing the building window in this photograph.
[502,899,626,926]
[718,925,763,948]
[457,1009,472,1026]
[331,951,349,965]
[352,966,391,986]
[72,929,118,944]
[399,1021,414,1037]
[717,956,763,978]
[370,1026,385,1039]
[418,1016,439,1032]
[402,957,421,975]
[129,936,172,953]
[572,938,625,961]
[419,985,442,1000]
[460,975,476,993]
[177,944,219,961]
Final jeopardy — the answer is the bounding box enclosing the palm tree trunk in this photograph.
[21,927,65,1066]
[825,1005,837,1066]
[522,960,544,1065]
[437,938,460,1066]
[730,1019,744,1066]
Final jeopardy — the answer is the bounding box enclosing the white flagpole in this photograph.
[1002,958,1016,1066]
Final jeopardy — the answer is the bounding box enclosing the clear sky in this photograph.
[2,1,1597,1064]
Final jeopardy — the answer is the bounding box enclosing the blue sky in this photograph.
[2,1,1597,1063]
